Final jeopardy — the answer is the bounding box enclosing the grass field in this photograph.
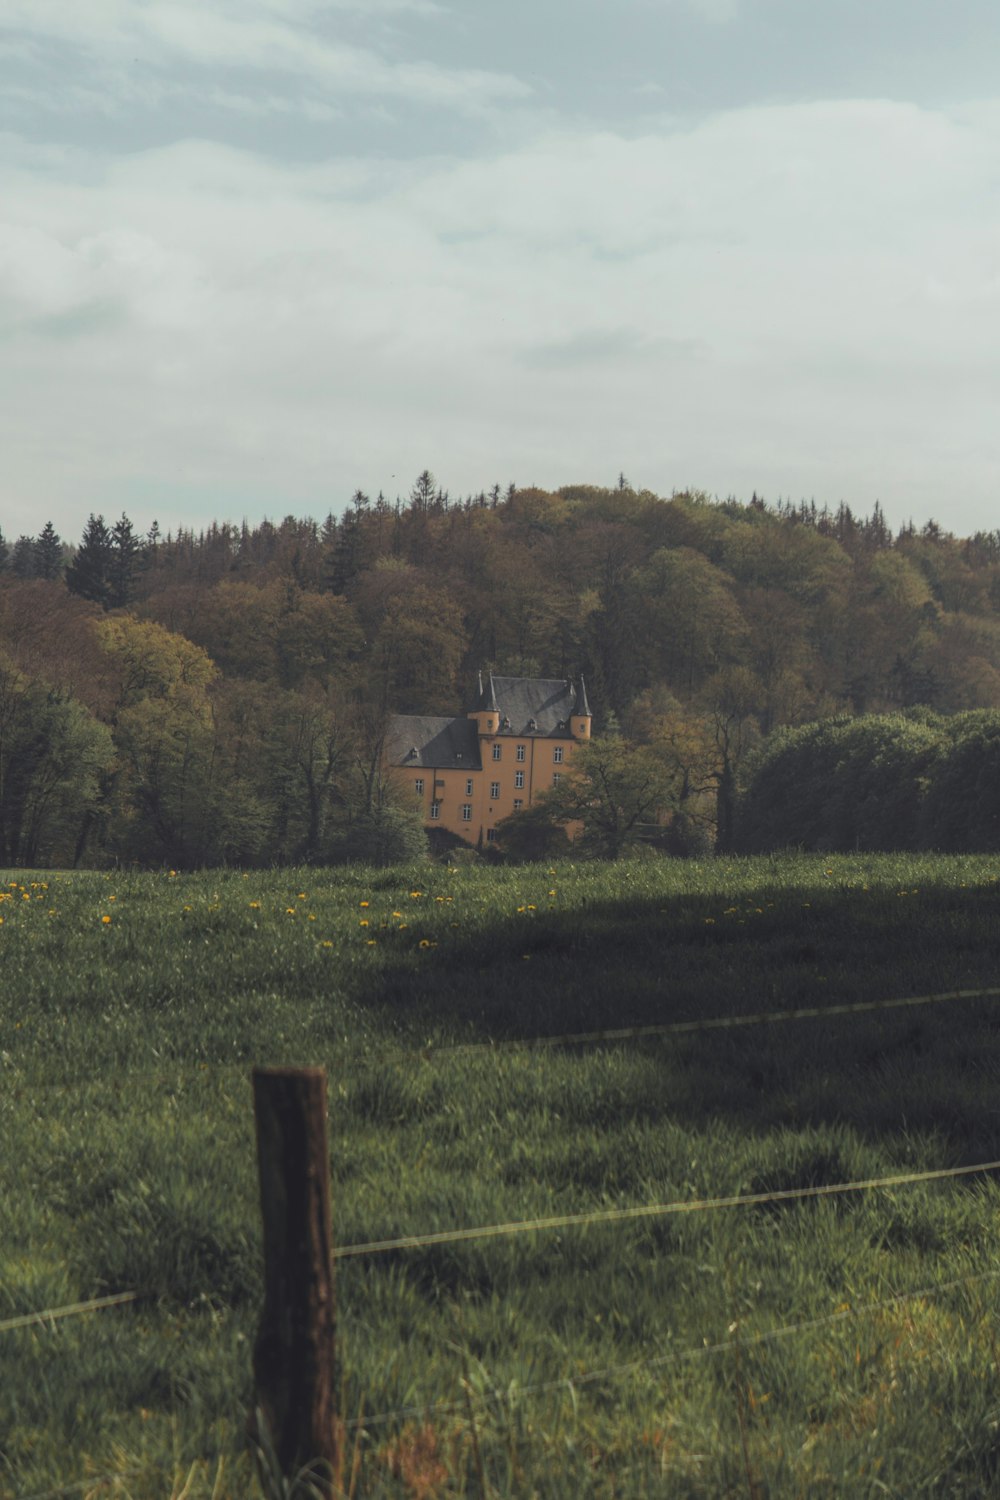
[5,852,1000,1498]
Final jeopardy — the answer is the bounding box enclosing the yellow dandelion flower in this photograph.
[249,901,261,909]
[321,940,334,948]
[419,938,431,948]
[360,901,369,908]
[286,907,296,914]
[392,911,402,918]
[359,919,369,927]
[410,891,422,898]
[366,939,377,946]
[298,892,307,900]
[101,915,112,925]
[308,914,316,921]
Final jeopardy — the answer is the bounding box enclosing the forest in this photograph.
[4,474,1000,867]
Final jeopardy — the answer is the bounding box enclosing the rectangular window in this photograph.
[492,744,502,761]
[461,804,472,821]
[514,770,525,789]
[430,802,440,820]
[552,772,562,786]
[516,744,525,761]
[486,828,497,843]
[490,781,500,800]
[513,798,523,810]
[465,777,473,796]
[553,746,564,763]
[414,778,424,795]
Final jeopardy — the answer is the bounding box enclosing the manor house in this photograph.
[387,673,592,847]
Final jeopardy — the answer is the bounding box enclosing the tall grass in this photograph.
[4,853,1000,1496]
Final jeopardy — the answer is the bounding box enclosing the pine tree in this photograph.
[33,521,63,581]
[109,513,140,608]
[11,536,36,578]
[0,527,8,572]
[65,514,113,606]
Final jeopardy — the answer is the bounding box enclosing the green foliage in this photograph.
[0,655,113,864]
[338,800,429,866]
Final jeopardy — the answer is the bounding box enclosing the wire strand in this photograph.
[347,1265,1000,1431]
[333,1158,1000,1260]
[421,985,1000,1056]
[0,1291,139,1336]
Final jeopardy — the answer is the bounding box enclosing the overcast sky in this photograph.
[3,0,1000,543]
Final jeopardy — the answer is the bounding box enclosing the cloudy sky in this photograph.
[3,0,1000,543]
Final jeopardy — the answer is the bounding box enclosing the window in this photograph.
[465,777,473,796]
[486,828,497,843]
[490,781,500,800]
[430,802,440,820]
[516,744,525,762]
[414,778,424,795]
[552,772,562,786]
[461,804,472,822]
[513,798,523,810]
[553,746,564,763]
[492,744,502,761]
[514,770,525,789]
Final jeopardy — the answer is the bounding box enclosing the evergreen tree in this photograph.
[11,536,36,578]
[65,514,113,606]
[0,527,8,572]
[109,513,140,608]
[33,521,63,581]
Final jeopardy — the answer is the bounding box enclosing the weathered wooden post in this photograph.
[251,1066,341,1492]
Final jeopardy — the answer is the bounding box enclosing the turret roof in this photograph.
[573,675,592,718]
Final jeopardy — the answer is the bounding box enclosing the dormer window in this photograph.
[528,718,537,731]
[408,746,418,758]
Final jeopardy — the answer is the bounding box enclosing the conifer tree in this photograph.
[33,521,63,581]
[109,513,140,608]
[0,527,8,572]
[65,514,113,606]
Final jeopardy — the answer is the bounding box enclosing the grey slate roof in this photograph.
[387,714,482,770]
[488,676,579,736]
[389,675,593,766]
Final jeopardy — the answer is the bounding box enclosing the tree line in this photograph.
[4,473,1000,866]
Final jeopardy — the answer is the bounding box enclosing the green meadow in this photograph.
[5,853,1000,1498]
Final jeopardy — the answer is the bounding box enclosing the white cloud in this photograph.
[1,0,528,117]
[2,96,1000,534]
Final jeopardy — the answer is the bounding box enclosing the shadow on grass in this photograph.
[355,871,1000,1160]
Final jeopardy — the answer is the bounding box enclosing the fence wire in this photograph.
[333,1157,1000,1261]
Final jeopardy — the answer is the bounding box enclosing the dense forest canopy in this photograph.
[4,475,1000,866]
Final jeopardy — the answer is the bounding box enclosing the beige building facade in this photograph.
[387,674,592,847]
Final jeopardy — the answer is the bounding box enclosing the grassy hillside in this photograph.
[4,854,1000,1497]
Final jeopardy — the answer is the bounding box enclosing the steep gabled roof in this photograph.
[489,676,578,737]
[386,714,482,770]
[573,675,592,719]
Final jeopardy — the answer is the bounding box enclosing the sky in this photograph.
[3,0,1000,544]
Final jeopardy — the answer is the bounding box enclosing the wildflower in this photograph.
[298,893,307,900]
[286,907,296,915]
[249,901,261,909]
[410,891,422,898]
[359,901,369,908]
[321,940,334,949]
[704,918,715,925]
[359,919,369,927]
[366,939,377,946]
[392,911,402,918]
[419,939,431,948]
[101,915,112,925]
[308,914,316,922]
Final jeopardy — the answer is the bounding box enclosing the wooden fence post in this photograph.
[251,1066,341,1491]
